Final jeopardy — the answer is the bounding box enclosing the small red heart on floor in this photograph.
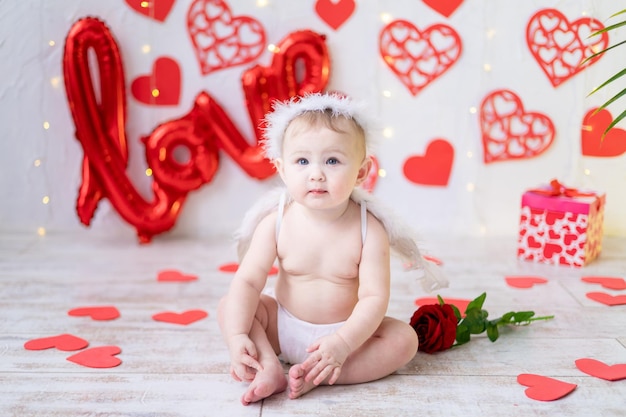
[505,276,548,289]
[517,374,577,401]
[581,276,626,290]
[157,269,198,282]
[586,292,626,306]
[152,309,208,325]
[414,297,470,314]
[68,306,120,321]
[219,263,278,275]
[575,358,626,381]
[67,346,122,368]
[24,334,89,351]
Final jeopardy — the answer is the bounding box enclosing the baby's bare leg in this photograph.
[289,317,418,399]
[219,294,287,405]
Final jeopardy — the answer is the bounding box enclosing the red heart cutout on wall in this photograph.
[67,346,122,368]
[157,269,198,282]
[315,0,355,30]
[187,0,266,75]
[517,374,577,401]
[586,292,626,306]
[480,89,555,163]
[379,19,462,96]
[526,9,607,87]
[581,108,626,157]
[24,334,89,351]
[581,276,626,290]
[422,0,463,17]
[505,276,548,289]
[152,309,208,325]
[131,57,181,106]
[575,358,626,381]
[125,0,175,22]
[403,139,454,186]
[68,306,120,321]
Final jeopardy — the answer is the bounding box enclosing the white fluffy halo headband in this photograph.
[261,92,375,161]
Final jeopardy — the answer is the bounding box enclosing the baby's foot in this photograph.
[241,365,287,406]
[288,364,318,399]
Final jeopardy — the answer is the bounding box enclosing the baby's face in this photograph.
[275,117,370,209]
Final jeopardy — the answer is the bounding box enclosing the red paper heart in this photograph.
[575,358,626,381]
[581,276,626,290]
[414,297,470,314]
[152,309,208,325]
[68,306,120,321]
[187,0,266,75]
[131,57,181,105]
[315,0,355,30]
[526,9,607,87]
[403,139,454,186]
[586,292,626,306]
[505,276,548,289]
[379,19,462,96]
[67,346,122,368]
[517,374,577,401]
[480,89,555,163]
[219,263,278,275]
[422,0,463,17]
[24,334,89,351]
[125,0,175,22]
[581,108,626,157]
[157,269,198,282]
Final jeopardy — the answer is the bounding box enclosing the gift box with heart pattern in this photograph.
[517,183,605,267]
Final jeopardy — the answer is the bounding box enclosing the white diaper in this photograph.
[276,302,345,365]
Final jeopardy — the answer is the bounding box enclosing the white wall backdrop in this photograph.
[1,0,624,243]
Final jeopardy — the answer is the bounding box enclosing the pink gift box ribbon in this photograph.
[522,179,604,215]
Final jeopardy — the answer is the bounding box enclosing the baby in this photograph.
[218,93,446,405]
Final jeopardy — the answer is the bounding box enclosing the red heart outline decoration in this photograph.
[581,276,626,290]
[68,306,120,321]
[131,57,181,106]
[526,8,607,87]
[403,139,454,186]
[480,89,555,163]
[187,0,266,75]
[67,346,122,368]
[24,334,89,351]
[152,309,208,325]
[379,19,462,96]
[315,0,355,30]
[575,358,626,381]
[422,0,463,18]
[157,269,198,282]
[517,374,577,401]
[125,0,175,22]
[586,292,626,306]
[505,276,548,289]
[581,108,626,157]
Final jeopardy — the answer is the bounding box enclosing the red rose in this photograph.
[410,303,458,353]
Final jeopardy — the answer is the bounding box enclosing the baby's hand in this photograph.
[227,334,263,382]
[302,333,351,386]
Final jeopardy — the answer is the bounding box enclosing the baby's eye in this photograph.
[296,158,309,165]
[326,157,339,165]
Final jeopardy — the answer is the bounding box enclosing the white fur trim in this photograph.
[262,93,376,161]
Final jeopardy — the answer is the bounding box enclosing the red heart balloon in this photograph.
[581,108,626,157]
[67,346,122,368]
[68,306,120,321]
[315,0,355,30]
[125,0,175,22]
[517,374,577,401]
[152,309,208,325]
[131,57,181,106]
[403,139,454,186]
[24,334,89,351]
[575,358,626,381]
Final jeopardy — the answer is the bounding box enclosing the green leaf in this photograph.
[588,68,626,96]
[486,323,499,342]
[437,295,445,306]
[464,309,487,334]
[456,323,470,345]
[513,311,536,323]
[581,39,626,66]
[602,108,626,138]
[500,312,515,323]
[450,304,462,322]
[465,292,487,313]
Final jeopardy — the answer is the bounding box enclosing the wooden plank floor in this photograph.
[1,232,625,416]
